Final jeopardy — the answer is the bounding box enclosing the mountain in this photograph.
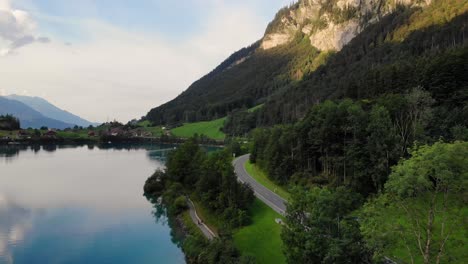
[146,0,467,127]
[5,95,96,127]
[0,97,74,129]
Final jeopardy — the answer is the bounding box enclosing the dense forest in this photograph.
[249,92,467,263]
[259,1,468,125]
[146,37,319,125]
[250,89,467,194]
[0,115,20,130]
[144,139,255,263]
[143,0,468,263]
[146,0,467,132]
[277,140,467,263]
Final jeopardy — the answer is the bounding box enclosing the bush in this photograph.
[174,196,188,214]
[143,170,166,195]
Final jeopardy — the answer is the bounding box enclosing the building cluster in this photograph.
[101,127,153,138]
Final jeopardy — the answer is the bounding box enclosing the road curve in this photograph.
[187,198,217,240]
[233,154,287,215]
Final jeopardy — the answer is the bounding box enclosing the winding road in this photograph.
[233,154,287,215]
[187,198,217,240]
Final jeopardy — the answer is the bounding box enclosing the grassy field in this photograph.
[234,199,286,264]
[136,121,163,136]
[0,130,16,137]
[171,117,226,140]
[142,126,163,137]
[244,161,290,200]
[168,105,263,140]
[57,130,90,139]
[137,120,152,127]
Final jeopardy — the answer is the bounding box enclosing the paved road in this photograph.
[187,198,217,240]
[233,154,287,215]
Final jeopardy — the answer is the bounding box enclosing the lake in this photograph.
[0,144,185,264]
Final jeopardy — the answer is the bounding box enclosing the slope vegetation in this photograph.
[146,0,467,130]
[170,117,226,140]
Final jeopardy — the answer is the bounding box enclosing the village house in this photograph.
[43,130,58,139]
[17,130,31,139]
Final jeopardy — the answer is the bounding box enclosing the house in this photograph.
[17,130,31,139]
[88,131,96,137]
[108,127,128,137]
[43,130,57,138]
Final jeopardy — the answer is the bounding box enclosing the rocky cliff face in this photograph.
[261,0,431,51]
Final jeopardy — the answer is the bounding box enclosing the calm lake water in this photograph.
[0,144,185,264]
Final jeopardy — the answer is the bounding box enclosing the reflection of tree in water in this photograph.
[0,146,21,158]
[146,195,184,249]
[146,150,170,163]
[0,143,218,162]
[42,144,58,152]
[0,143,176,162]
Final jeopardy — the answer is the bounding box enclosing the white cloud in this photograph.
[0,0,50,56]
[0,1,276,122]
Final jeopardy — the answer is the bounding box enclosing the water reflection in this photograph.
[0,143,175,163]
[0,144,186,264]
[146,196,185,250]
[0,195,33,264]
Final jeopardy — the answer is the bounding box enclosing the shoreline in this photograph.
[0,136,225,147]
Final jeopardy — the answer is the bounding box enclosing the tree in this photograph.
[282,186,369,263]
[378,88,434,154]
[196,151,254,228]
[0,115,20,130]
[166,138,205,186]
[367,105,399,191]
[361,141,468,264]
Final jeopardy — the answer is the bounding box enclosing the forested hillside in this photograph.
[146,0,467,132]
[146,39,318,125]
[142,1,468,263]
[260,0,468,124]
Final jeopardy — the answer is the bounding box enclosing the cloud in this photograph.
[0,0,48,56]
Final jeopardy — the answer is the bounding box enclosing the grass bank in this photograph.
[171,117,226,140]
[244,161,290,200]
[234,199,286,264]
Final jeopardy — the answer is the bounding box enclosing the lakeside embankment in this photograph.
[0,134,225,146]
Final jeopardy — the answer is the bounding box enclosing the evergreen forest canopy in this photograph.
[142,0,468,263]
[0,115,20,130]
[144,140,255,263]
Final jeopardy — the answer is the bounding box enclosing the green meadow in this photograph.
[170,117,226,140]
[245,161,290,200]
[234,199,286,264]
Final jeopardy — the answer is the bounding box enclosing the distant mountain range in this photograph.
[0,95,97,129]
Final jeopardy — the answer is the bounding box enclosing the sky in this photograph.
[0,0,291,122]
